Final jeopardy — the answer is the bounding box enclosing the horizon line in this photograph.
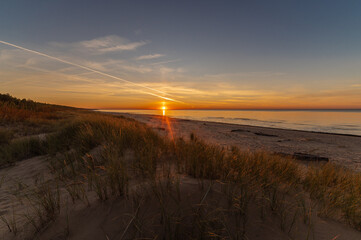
[95,108,361,111]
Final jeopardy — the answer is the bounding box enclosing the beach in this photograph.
[1,105,361,239]
[119,113,361,171]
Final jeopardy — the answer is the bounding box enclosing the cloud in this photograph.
[99,41,146,52]
[149,59,181,65]
[50,35,147,55]
[136,54,165,60]
[0,49,15,61]
[205,71,287,79]
[79,35,146,53]
[119,64,153,73]
[0,48,34,64]
[79,59,125,72]
[159,67,185,74]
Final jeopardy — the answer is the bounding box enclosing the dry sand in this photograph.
[0,156,50,237]
[29,177,361,240]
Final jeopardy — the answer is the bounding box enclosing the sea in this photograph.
[98,109,361,136]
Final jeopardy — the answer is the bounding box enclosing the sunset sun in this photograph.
[161,104,167,116]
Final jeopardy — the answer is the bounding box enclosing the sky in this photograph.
[0,0,361,109]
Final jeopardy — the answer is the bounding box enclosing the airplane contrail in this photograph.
[0,40,184,103]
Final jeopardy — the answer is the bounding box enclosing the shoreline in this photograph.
[100,110,361,137]
[118,112,361,138]
[111,112,361,171]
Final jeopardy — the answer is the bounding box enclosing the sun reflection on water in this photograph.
[162,105,166,116]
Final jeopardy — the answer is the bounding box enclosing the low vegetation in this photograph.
[0,94,360,239]
[0,93,78,141]
[0,136,45,167]
[0,93,72,123]
[304,163,361,230]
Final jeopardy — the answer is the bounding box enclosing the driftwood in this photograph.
[276,152,329,162]
[293,152,329,162]
[231,129,250,133]
[254,132,278,137]
[231,130,278,137]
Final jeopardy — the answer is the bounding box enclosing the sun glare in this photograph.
[161,103,167,116]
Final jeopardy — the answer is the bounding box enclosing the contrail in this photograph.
[0,40,184,103]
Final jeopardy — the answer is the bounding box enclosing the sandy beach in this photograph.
[119,113,361,171]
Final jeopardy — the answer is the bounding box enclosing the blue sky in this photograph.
[0,0,361,109]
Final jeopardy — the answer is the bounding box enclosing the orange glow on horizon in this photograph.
[3,90,361,110]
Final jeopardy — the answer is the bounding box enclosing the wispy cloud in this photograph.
[136,54,164,60]
[149,59,181,65]
[205,71,287,79]
[160,67,185,74]
[50,35,147,55]
[79,35,147,53]
[99,42,146,52]
[119,64,153,73]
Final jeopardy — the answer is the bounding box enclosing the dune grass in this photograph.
[0,136,46,167]
[304,163,361,230]
[44,114,361,234]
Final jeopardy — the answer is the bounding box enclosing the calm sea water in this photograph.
[98,109,361,136]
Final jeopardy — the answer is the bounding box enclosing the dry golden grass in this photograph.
[0,93,72,123]
[43,113,361,234]
[304,163,361,230]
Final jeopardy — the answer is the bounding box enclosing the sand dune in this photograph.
[1,112,361,239]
